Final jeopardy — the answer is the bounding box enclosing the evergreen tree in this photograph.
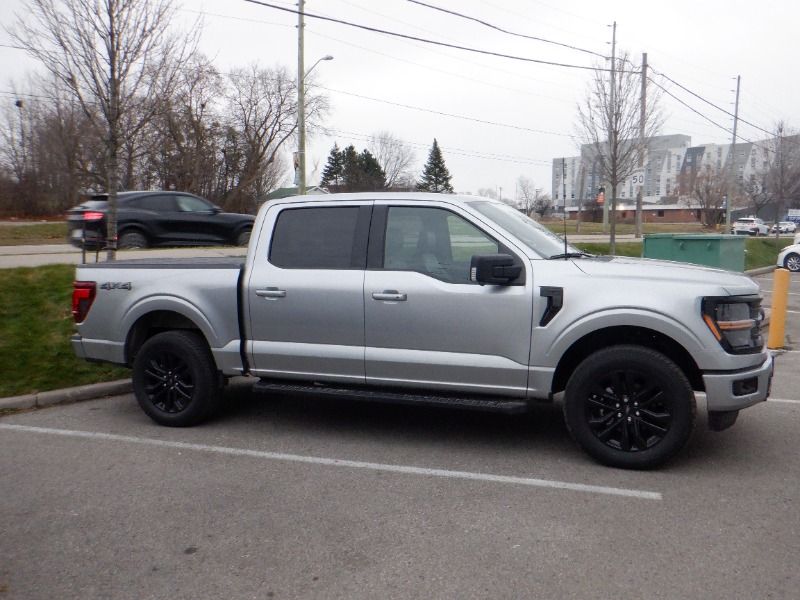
[339,145,387,192]
[358,149,387,191]
[320,143,344,187]
[417,138,453,193]
[341,145,361,191]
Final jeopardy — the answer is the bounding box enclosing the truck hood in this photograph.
[569,255,759,296]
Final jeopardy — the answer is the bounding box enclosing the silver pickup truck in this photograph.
[71,193,773,469]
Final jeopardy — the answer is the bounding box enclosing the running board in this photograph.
[252,380,530,415]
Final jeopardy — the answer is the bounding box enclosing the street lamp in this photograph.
[297,53,333,195]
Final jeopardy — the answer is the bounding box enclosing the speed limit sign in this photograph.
[631,170,644,187]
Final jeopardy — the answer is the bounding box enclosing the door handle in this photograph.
[255,287,287,298]
[372,290,407,302]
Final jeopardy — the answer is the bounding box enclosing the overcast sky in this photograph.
[1,0,797,200]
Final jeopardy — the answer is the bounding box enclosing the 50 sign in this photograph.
[631,172,645,187]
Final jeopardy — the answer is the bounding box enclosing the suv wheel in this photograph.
[119,231,148,249]
[235,228,251,247]
[563,345,696,469]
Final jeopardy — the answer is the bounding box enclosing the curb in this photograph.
[0,379,132,412]
[746,265,777,276]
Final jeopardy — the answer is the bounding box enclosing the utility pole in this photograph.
[726,75,741,229]
[576,162,585,233]
[297,0,307,195]
[635,52,647,238]
[603,21,616,234]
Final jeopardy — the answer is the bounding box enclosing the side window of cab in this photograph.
[382,207,500,283]
[269,206,369,269]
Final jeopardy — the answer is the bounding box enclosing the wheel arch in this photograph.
[124,309,213,366]
[551,325,704,395]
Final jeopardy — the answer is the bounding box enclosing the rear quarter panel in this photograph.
[75,263,243,373]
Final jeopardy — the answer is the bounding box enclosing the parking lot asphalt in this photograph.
[1,273,798,599]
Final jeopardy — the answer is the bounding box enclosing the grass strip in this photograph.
[0,223,67,246]
[0,265,128,398]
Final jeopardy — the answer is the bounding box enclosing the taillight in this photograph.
[72,281,96,323]
[83,211,104,221]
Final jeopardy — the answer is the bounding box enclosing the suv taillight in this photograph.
[83,211,104,221]
[72,281,96,323]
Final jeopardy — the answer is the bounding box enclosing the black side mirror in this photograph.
[211,206,221,214]
[470,254,522,285]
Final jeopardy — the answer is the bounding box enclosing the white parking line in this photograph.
[0,423,662,501]
[770,398,800,405]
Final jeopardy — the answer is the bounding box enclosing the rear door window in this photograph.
[128,195,178,212]
[269,206,362,269]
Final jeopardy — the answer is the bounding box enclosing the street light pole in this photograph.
[296,0,306,195]
[297,0,333,196]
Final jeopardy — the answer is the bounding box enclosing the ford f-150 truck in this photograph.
[71,193,773,469]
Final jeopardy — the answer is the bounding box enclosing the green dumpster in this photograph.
[642,234,745,272]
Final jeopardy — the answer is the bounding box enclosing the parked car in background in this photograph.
[771,221,797,234]
[66,191,254,249]
[731,217,769,236]
[778,242,800,272]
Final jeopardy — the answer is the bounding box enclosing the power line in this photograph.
[306,29,572,104]
[406,0,607,59]
[325,127,552,165]
[241,0,627,73]
[649,65,774,138]
[317,85,574,138]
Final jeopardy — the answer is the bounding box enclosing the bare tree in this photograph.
[740,175,771,218]
[763,123,800,227]
[222,64,327,213]
[9,0,197,258]
[688,165,728,228]
[576,51,662,253]
[368,131,415,188]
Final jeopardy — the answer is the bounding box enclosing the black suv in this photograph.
[66,191,254,249]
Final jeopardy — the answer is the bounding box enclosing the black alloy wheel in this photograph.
[563,345,696,469]
[584,368,672,452]
[142,349,195,414]
[132,330,221,426]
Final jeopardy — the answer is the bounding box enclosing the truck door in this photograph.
[246,202,371,383]
[364,204,533,396]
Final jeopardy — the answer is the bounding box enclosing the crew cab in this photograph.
[71,193,773,469]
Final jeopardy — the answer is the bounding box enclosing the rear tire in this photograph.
[132,331,222,427]
[119,231,148,249]
[784,253,800,272]
[563,345,696,469]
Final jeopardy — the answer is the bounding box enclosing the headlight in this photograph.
[702,296,764,354]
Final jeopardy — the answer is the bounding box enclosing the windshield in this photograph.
[466,200,580,258]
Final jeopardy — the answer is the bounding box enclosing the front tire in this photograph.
[563,345,696,469]
[784,252,800,272]
[132,331,222,426]
[235,228,252,247]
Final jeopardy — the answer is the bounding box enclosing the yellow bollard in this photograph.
[767,268,791,349]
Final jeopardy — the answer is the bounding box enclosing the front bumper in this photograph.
[702,353,773,412]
